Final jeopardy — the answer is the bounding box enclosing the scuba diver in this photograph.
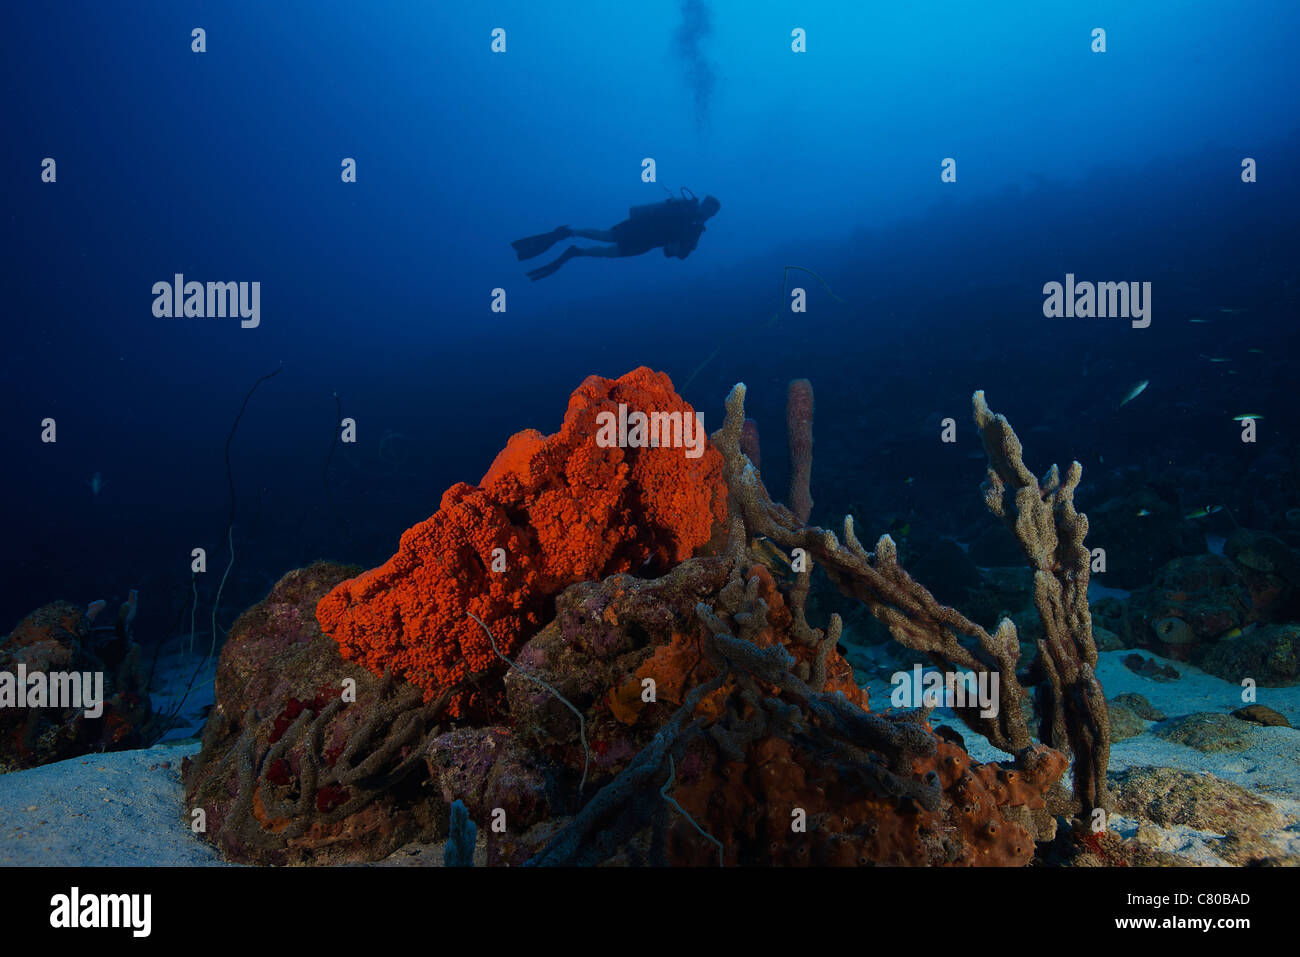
[512,190,721,281]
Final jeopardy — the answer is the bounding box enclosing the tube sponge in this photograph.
[444,799,476,867]
[786,379,814,524]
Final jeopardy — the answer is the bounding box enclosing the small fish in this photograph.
[903,477,915,486]
[1187,317,1212,323]
[1232,414,1263,421]
[1118,380,1149,408]
[1217,307,1248,314]
[1185,505,1223,520]
[1220,623,1258,639]
[1248,348,1264,354]
[1135,508,1152,517]
[1198,354,1231,363]
[85,472,106,496]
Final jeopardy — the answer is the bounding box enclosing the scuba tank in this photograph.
[629,187,698,220]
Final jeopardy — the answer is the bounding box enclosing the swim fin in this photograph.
[512,226,572,261]
[527,246,578,281]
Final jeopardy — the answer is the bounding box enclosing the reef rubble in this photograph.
[0,596,152,773]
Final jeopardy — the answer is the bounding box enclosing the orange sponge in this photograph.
[316,368,726,717]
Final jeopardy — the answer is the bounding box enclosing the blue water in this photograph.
[3,1,1297,642]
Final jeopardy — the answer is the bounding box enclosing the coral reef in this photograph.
[316,367,726,718]
[521,379,1078,866]
[503,557,735,793]
[182,370,1134,867]
[1,598,152,772]
[1096,555,1250,657]
[425,725,566,844]
[502,555,865,784]
[1225,527,1300,622]
[1202,623,1299,686]
[707,382,1109,825]
[712,387,1030,758]
[182,563,454,865]
[668,591,1065,866]
[1094,546,1300,685]
[521,543,1064,867]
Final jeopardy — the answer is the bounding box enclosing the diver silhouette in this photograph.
[512,191,721,281]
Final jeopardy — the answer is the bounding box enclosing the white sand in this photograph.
[0,739,226,866]
[148,644,218,741]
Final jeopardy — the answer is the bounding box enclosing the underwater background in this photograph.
[3,0,1298,668]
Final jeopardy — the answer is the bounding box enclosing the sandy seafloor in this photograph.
[1,647,1296,866]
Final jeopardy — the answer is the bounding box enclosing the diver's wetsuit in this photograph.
[611,198,706,257]
[512,195,718,280]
